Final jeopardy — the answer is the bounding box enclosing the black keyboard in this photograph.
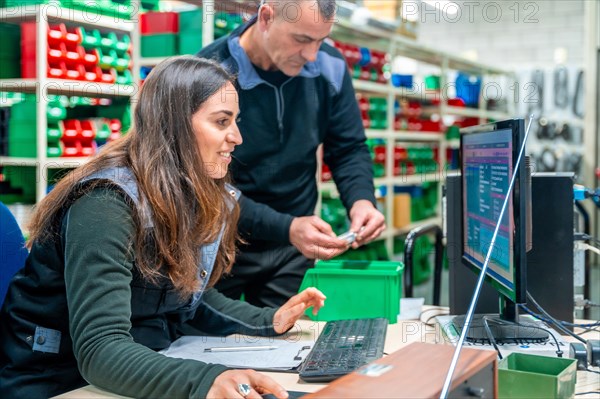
[298,317,388,382]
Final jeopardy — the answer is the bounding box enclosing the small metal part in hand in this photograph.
[338,231,357,244]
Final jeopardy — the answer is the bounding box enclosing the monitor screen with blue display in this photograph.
[452,119,546,344]
[462,127,519,301]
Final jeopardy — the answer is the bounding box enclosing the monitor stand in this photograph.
[451,300,549,344]
[451,315,549,344]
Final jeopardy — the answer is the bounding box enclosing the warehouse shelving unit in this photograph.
[0,4,137,203]
[1,1,515,259]
[328,18,516,256]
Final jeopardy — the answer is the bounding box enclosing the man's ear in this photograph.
[257,2,275,31]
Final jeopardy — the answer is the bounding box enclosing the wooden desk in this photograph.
[55,316,600,398]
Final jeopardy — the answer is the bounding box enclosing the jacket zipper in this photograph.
[266,78,293,143]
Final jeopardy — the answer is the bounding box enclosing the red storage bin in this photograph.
[47,43,65,64]
[80,120,96,139]
[62,120,82,140]
[342,43,361,65]
[47,24,81,46]
[140,12,179,34]
[394,146,408,161]
[357,96,369,112]
[79,141,97,157]
[62,142,80,157]
[321,163,332,182]
[80,64,98,81]
[108,119,121,132]
[373,146,386,163]
[47,24,64,46]
[97,68,116,84]
[370,50,387,68]
[47,62,67,79]
[361,111,370,129]
[79,46,99,66]
[20,22,37,59]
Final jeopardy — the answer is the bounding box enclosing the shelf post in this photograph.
[36,6,50,203]
[202,0,215,47]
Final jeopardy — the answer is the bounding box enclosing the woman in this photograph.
[0,56,325,399]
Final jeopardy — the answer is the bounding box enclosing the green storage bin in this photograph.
[179,8,202,33]
[424,75,440,90]
[1,166,37,203]
[0,23,21,58]
[299,260,402,324]
[8,120,36,157]
[178,31,202,55]
[0,57,20,79]
[498,352,577,399]
[70,0,132,19]
[140,0,159,11]
[141,33,178,57]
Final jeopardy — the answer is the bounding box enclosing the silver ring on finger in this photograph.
[238,383,252,398]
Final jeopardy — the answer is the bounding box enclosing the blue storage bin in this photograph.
[456,72,481,106]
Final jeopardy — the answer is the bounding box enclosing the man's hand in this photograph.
[289,216,350,259]
[348,200,386,248]
[273,287,326,334]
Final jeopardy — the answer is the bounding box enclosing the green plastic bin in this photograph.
[498,352,577,399]
[299,260,403,324]
[141,33,178,57]
[179,8,202,33]
[178,31,202,55]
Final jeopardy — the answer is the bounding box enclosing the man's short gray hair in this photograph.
[262,0,337,20]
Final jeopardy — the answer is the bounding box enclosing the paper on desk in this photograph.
[160,336,313,371]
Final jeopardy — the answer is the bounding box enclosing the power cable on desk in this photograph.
[519,323,563,358]
[419,307,449,326]
[520,306,600,329]
[482,316,502,360]
[482,316,564,358]
[585,368,600,375]
[523,293,588,344]
[576,392,600,396]
[582,327,600,336]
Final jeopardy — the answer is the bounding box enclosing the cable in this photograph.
[585,368,600,375]
[487,316,564,358]
[482,316,502,360]
[576,392,600,396]
[420,308,450,327]
[525,292,587,344]
[519,323,563,358]
[520,306,600,328]
[581,243,600,256]
[580,326,600,336]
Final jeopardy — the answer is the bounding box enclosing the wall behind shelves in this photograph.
[414,0,584,68]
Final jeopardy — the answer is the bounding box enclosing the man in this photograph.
[197,0,386,307]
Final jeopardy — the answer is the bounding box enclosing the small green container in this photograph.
[178,31,202,55]
[141,33,178,57]
[498,352,577,399]
[179,8,202,33]
[424,75,440,90]
[0,23,21,58]
[0,57,20,79]
[299,260,403,324]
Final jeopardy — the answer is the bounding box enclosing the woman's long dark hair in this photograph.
[27,56,239,296]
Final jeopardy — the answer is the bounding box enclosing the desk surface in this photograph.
[55,313,600,398]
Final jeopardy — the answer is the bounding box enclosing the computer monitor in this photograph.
[452,118,548,344]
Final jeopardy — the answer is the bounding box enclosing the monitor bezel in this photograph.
[459,118,527,304]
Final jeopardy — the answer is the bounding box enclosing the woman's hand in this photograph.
[273,287,326,334]
[207,369,288,399]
